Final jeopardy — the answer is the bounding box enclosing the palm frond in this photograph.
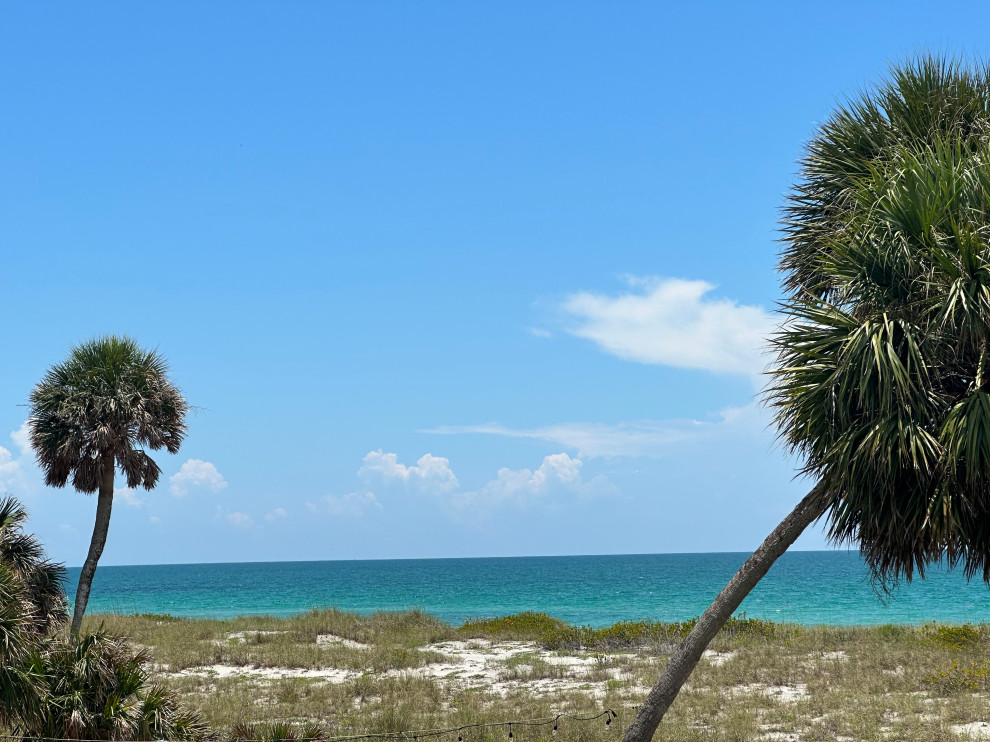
[770,55,990,585]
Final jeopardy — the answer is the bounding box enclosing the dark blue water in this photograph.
[69,552,990,627]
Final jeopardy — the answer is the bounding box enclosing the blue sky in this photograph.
[2,2,987,566]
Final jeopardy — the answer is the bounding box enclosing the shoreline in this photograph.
[88,608,990,630]
[71,552,990,627]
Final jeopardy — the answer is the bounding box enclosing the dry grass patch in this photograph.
[82,611,990,741]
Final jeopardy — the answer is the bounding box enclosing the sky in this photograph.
[2,2,989,567]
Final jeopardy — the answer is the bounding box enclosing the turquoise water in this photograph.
[69,551,990,627]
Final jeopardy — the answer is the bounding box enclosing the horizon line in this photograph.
[72,547,858,570]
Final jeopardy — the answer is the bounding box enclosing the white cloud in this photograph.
[115,487,144,507]
[265,507,288,522]
[528,327,552,338]
[170,459,228,496]
[0,446,23,493]
[0,422,35,496]
[10,422,30,457]
[426,404,768,458]
[559,276,774,377]
[359,450,459,493]
[305,491,381,517]
[363,450,616,512]
[458,452,615,509]
[213,506,253,528]
[226,511,253,528]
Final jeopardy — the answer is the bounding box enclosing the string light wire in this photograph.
[0,710,618,742]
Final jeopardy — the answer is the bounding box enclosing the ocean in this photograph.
[68,551,990,627]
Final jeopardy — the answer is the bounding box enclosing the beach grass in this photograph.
[82,611,990,741]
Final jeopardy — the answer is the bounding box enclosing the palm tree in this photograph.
[27,336,188,635]
[0,497,206,740]
[624,57,990,741]
[32,628,208,741]
[0,495,67,731]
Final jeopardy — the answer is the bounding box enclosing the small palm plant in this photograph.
[34,630,208,741]
[624,57,990,740]
[0,496,67,731]
[0,496,207,740]
[28,336,188,635]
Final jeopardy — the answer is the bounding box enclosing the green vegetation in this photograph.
[0,497,204,741]
[627,56,990,738]
[460,611,784,650]
[924,622,984,650]
[27,335,189,634]
[30,630,207,740]
[67,608,990,741]
[772,57,990,584]
[925,659,990,692]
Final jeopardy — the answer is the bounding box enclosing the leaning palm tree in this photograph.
[624,57,990,740]
[27,336,188,635]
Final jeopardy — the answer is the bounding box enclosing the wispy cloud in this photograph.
[170,459,228,496]
[425,404,768,458]
[227,511,253,528]
[115,487,144,507]
[559,276,774,378]
[214,506,252,528]
[305,491,381,517]
[265,507,288,522]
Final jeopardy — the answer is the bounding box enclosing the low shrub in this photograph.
[872,623,909,641]
[462,612,781,651]
[229,721,325,742]
[138,612,183,623]
[923,622,982,650]
[925,659,990,692]
[722,613,780,639]
[459,611,570,640]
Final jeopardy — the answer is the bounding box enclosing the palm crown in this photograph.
[28,335,188,634]
[769,58,990,584]
[28,335,188,493]
[622,57,990,741]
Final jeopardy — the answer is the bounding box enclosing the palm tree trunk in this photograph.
[621,484,828,742]
[70,458,115,636]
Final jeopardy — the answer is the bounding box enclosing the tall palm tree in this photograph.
[27,336,188,635]
[624,57,990,741]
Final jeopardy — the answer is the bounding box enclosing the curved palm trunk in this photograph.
[70,459,114,636]
[622,484,828,742]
